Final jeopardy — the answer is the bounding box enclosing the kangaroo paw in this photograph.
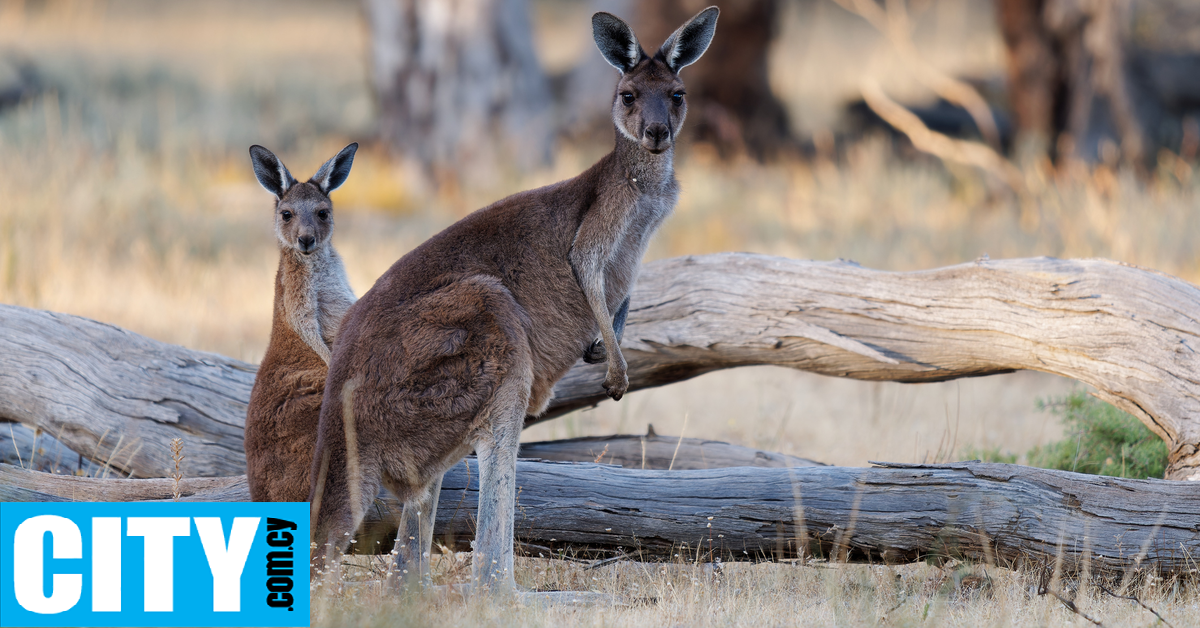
[582,339,607,364]
[602,368,628,401]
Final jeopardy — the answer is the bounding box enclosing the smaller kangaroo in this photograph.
[244,143,358,503]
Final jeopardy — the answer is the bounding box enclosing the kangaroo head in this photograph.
[592,7,718,155]
[249,143,358,256]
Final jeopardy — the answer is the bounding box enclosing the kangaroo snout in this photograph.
[298,235,316,253]
[644,122,671,152]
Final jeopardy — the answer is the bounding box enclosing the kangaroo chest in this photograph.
[602,188,676,310]
[279,250,356,363]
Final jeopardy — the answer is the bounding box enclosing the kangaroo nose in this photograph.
[298,236,316,253]
[646,123,670,144]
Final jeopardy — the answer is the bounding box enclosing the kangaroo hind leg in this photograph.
[384,471,444,590]
[470,365,532,596]
[308,378,384,585]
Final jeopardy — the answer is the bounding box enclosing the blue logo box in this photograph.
[0,502,309,627]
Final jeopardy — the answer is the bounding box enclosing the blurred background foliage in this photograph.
[0,0,1197,469]
[962,390,1169,478]
[1027,391,1169,479]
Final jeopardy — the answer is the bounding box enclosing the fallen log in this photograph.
[0,463,248,503]
[0,307,254,478]
[517,428,824,469]
[4,254,1200,479]
[4,461,1197,573]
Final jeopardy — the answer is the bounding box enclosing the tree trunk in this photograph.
[995,0,1062,161]
[996,0,1156,166]
[4,461,1197,574]
[363,0,553,180]
[632,0,793,160]
[1048,0,1146,166]
[4,254,1200,480]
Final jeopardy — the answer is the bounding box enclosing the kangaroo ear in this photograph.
[658,6,719,73]
[592,12,643,74]
[249,145,296,199]
[311,142,358,195]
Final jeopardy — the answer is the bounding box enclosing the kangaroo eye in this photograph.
[621,92,635,106]
[317,209,329,221]
[280,210,293,221]
[672,92,684,106]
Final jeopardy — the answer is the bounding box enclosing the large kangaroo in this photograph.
[245,144,358,503]
[309,8,719,595]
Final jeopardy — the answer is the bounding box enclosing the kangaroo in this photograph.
[308,8,719,596]
[244,143,358,503]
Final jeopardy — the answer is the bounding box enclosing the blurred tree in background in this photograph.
[997,0,1200,167]
[359,0,1199,178]
[363,0,554,182]
[364,0,797,175]
[995,0,1062,162]
[997,0,1146,166]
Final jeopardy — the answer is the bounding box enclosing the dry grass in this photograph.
[2,1,1198,624]
[318,553,1200,627]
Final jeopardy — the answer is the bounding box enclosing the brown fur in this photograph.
[245,144,357,503]
[308,9,720,593]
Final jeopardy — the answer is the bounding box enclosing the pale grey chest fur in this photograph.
[602,180,678,312]
[283,247,357,364]
[314,249,357,345]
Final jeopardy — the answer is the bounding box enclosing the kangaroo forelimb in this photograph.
[582,295,630,365]
[569,251,629,400]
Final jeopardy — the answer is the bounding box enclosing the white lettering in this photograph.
[91,517,121,612]
[13,515,82,614]
[194,517,260,612]
[126,517,190,612]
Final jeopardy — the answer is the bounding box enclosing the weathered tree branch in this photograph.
[3,254,1200,479]
[0,308,254,478]
[542,255,1200,481]
[4,461,1197,573]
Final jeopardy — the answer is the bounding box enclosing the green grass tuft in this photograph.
[1026,391,1168,479]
